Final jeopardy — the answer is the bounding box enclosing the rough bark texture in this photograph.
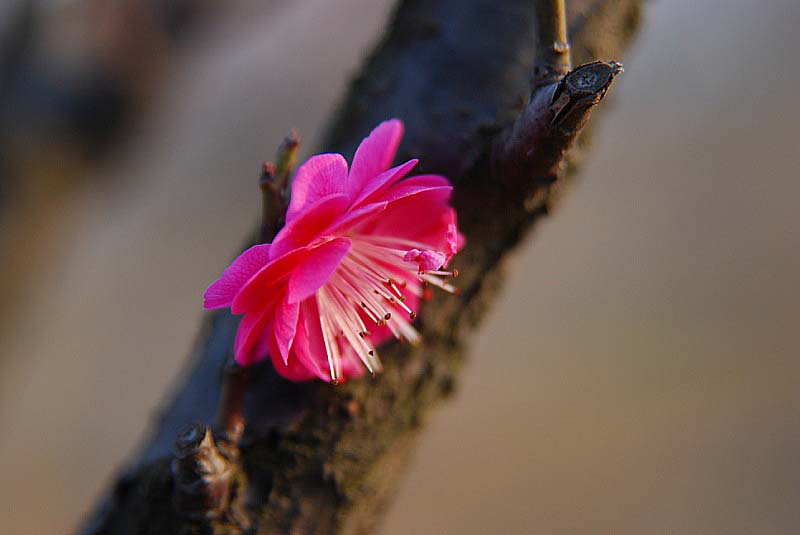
[79,1,641,533]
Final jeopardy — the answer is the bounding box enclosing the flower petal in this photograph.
[269,330,318,381]
[444,215,466,265]
[356,187,455,250]
[234,304,275,366]
[403,249,446,272]
[274,299,300,364]
[232,246,309,314]
[287,237,351,303]
[285,154,349,223]
[374,178,452,205]
[348,119,404,199]
[290,298,336,381]
[339,346,366,380]
[323,201,387,237]
[349,159,418,209]
[203,244,271,309]
[270,193,350,259]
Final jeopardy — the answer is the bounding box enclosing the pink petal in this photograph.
[273,299,300,364]
[323,201,387,237]
[269,194,349,259]
[203,244,271,309]
[393,173,451,189]
[268,331,318,381]
[251,322,275,365]
[287,237,351,303]
[444,217,466,265]
[285,154,349,223]
[290,298,337,381]
[349,159,418,209]
[338,346,366,380]
[373,180,452,205]
[234,304,275,366]
[355,187,455,250]
[231,246,310,314]
[271,351,318,381]
[348,119,404,199]
[403,249,446,272]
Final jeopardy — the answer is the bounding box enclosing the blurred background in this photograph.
[1,0,799,533]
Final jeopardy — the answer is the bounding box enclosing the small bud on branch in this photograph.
[259,130,301,241]
[172,424,234,519]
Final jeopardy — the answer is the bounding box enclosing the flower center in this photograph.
[316,233,457,383]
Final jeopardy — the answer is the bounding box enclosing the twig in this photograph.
[217,132,301,443]
[495,1,623,187]
[259,130,300,242]
[493,60,623,186]
[534,0,572,85]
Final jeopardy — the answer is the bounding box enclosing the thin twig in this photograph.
[534,0,572,85]
[217,132,301,442]
[259,130,300,242]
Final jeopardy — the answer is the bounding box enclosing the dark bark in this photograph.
[78,1,641,534]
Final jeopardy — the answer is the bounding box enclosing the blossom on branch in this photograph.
[204,119,464,383]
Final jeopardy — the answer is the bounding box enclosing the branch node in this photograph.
[492,60,623,186]
[533,0,572,86]
[172,424,235,519]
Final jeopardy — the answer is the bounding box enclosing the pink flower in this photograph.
[204,119,464,383]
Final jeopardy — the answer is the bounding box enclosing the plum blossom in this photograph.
[204,119,464,383]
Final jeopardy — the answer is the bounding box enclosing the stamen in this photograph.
[309,231,457,379]
[323,287,379,374]
[425,270,457,277]
[318,308,340,384]
[420,273,458,294]
[387,279,405,298]
[390,295,415,318]
[360,301,381,324]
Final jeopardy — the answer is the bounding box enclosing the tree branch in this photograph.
[78,1,641,534]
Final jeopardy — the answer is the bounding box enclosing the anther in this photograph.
[387,279,405,299]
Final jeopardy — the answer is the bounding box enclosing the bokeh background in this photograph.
[1,0,799,533]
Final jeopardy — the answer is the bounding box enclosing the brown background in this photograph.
[1,0,799,533]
